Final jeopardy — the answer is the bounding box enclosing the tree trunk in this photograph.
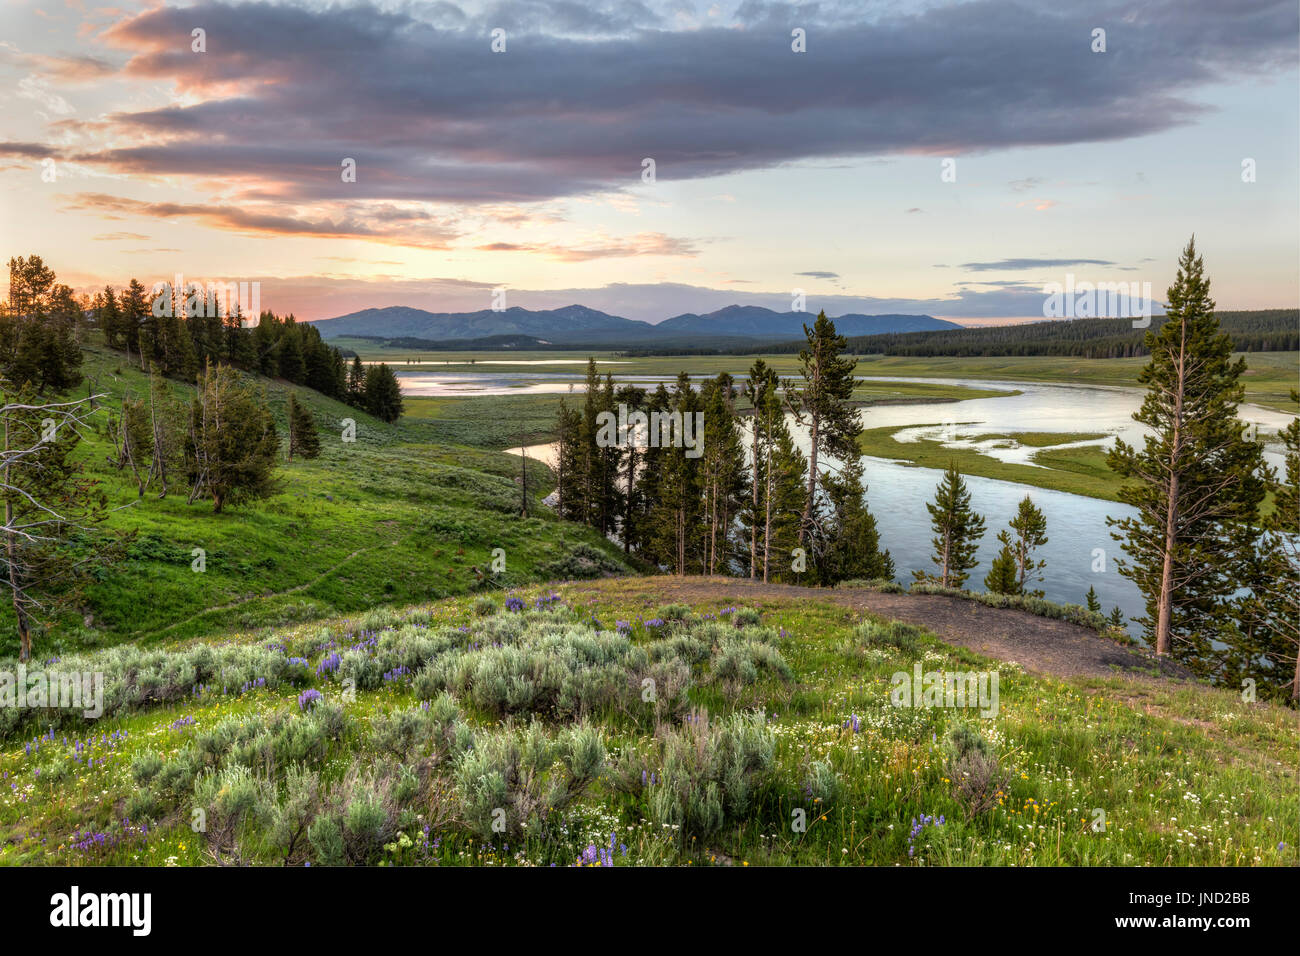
[1155,318,1188,657]
[708,478,718,574]
[801,414,818,547]
[622,451,633,555]
[749,416,759,579]
[762,439,774,583]
[4,417,30,662]
[6,517,30,662]
[1292,643,1299,703]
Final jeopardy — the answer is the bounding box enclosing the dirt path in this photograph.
[569,576,1193,683]
[138,542,391,642]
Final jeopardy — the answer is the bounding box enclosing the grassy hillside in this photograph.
[1,580,1293,866]
[3,343,634,658]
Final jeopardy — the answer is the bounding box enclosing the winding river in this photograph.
[397,368,1292,633]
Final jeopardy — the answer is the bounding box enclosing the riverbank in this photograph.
[858,425,1122,501]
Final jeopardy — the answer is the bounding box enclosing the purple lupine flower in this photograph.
[298,689,323,711]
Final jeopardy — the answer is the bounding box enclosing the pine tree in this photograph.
[147,367,186,498]
[765,425,808,583]
[999,495,1048,596]
[576,359,604,530]
[287,392,321,461]
[224,304,255,368]
[1085,586,1102,614]
[628,383,670,558]
[1226,390,1299,703]
[5,255,55,317]
[2,258,83,394]
[1107,238,1267,667]
[595,372,621,536]
[251,312,279,377]
[363,363,404,423]
[119,279,149,367]
[277,318,306,382]
[699,373,748,575]
[647,374,703,573]
[113,395,154,497]
[984,543,1020,594]
[186,362,281,513]
[915,462,985,588]
[1107,606,1125,629]
[741,364,806,583]
[553,398,583,521]
[614,383,647,553]
[816,454,893,584]
[743,360,775,578]
[347,356,366,406]
[98,285,125,349]
[788,311,859,547]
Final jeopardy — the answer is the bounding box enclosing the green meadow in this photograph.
[2,580,1293,867]
[9,344,633,657]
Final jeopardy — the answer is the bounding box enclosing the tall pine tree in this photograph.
[287,392,321,461]
[916,462,985,588]
[788,311,859,548]
[1107,238,1266,667]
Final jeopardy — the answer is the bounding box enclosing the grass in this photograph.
[7,343,634,657]
[2,579,1293,867]
[401,394,568,449]
[968,431,1109,448]
[858,424,1124,501]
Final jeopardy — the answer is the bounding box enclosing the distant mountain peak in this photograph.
[310,302,961,345]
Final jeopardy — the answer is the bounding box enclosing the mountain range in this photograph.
[310,304,961,347]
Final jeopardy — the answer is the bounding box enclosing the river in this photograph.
[397,368,1292,632]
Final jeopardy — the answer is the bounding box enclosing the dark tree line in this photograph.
[94,279,352,400]
[4,258,404,425]
[703,309,1297,359]
[552,313,893,585]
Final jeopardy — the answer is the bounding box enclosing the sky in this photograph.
[1,0,1296,325]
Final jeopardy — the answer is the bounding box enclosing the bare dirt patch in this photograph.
[566,575,1194,684]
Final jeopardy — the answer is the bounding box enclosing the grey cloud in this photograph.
[959,258,1116,272]
[58,0,1294,208]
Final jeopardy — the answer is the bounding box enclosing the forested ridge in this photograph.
[670,309,1298,358]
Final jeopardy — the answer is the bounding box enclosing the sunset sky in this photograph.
[1,0,1296,324]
